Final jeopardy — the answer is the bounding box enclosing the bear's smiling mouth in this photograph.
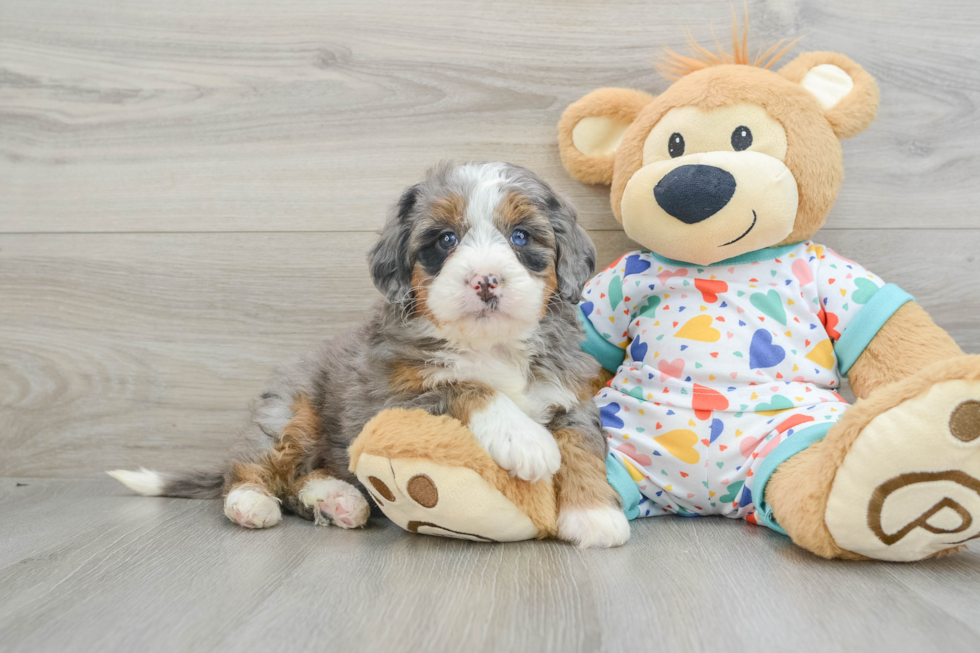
[719,210,757,247]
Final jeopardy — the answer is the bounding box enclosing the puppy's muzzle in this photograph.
[469,272,500,304]
[654,164,737,224]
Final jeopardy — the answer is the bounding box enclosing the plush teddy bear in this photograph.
[351,26,980,560]
[554,30,980,561]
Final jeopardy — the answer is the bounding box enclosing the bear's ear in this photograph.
[779,52,880,139]
[558,88,655,185]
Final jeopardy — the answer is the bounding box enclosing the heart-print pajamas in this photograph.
[578,242,913,532]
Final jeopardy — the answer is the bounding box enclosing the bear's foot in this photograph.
[355,454,543,542]
[348,409,558,543]
[826,377,980,561]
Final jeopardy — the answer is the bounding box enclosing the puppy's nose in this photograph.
[654,164,736,224]
[469,273,500,303]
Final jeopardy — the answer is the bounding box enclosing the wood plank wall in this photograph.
[3,0,979,476]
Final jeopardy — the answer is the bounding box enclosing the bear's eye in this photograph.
[731,126,753,151]
[668,132,685,158]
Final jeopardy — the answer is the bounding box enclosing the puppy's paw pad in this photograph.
[558,506,630,548]
[318,493,370,529]
[224,486,282,529]
[299,478,370,529]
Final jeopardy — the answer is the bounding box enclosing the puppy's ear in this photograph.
[545,191,596,302]
[558,88,655,185]
[369,184,419,303]
[779,52,879,139]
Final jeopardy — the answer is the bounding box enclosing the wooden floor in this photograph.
[4,0,980,650]
[1,478,978,653]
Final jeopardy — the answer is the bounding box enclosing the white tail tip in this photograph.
[107,468,165,496]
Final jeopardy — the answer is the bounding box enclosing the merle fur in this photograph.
[157,162,603,503]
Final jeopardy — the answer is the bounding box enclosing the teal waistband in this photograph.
[606,453,642,520]
[752,422,835,535]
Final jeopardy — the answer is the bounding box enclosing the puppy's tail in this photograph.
[107,467,225,499]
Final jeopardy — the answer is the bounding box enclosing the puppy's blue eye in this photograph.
[438,232,457,249]
[510,229,528,247]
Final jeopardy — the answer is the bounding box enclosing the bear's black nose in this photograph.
[654,165,736,224]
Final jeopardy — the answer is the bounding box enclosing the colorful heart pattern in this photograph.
[616,442,653,466]
[658,358,685,382]
[675,315,721,342]
[623,254,652,280]
[754,395,794,416]
[792,258,814,286]
[630,335,648,364]
[852,277,879,304]
[695,278,728,303]
[637,295,661,319]
[582,242,890,520]
[750,289,787,325]
[749,329,786,369]
[692,383,729,420]
[600,402,624,429]
[654,430,700,464]
[806,339,835,370]
[607,275,624,311]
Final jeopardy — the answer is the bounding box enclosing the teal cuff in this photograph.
[578,307,626,373]
[835,283,914,376]
[606,453,642,520]
[753,422,834,535]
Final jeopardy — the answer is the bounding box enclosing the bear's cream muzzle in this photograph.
[621,150,799,265]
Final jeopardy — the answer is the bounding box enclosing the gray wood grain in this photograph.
[2,0,980,233]
[1,478,979,653]
[3,229,979,477]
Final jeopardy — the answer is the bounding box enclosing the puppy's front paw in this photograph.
[468,395,561,483]
[558,506,630,548]
[485,424,562,483]
[224,485,282,529]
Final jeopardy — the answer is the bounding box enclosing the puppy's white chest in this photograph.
[427,346,578,423]
[449,350,528,398]
[460,353,579,422]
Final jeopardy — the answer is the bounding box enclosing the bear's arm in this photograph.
[847,302,963,399]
